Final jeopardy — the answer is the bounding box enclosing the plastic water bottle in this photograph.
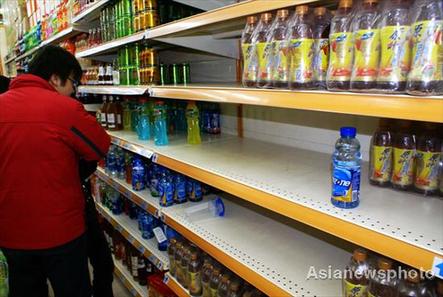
[0,249,8,297]
[186,101,201,145]
[107,146,118,178]
[132,156,146,191]
[153,101,169,146]
[137,99,150,141]
[331,127,362,209]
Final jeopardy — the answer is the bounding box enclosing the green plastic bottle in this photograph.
[0,249,8,297]
[186,101,201,145]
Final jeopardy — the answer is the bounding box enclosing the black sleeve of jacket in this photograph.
[79,159,98,182]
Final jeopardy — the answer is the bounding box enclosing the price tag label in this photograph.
[116,225,123,232]
[163,274,169,284]
[130,288,136,295]
[141,201,148,210]
[141,149,153,158]
[151,153,159,163]
[127,235,135,244]
[147,88,154,97]
[139,246,145,254]
[153,227,167,244]
[157,261,163,270]
[154,209,161,218]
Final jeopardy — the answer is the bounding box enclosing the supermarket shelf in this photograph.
[95,167,161,217]
[72,0,111,25]
[163,273,190,297]
[114,257,148,297]
[75,31,145,58]
[15,26,83,61]
[106,130,443,273]
[173,0,235,11]
[83,103,101,112]
[96,202,169,270]
[78,85,149,95]
[94,169,348,296]
[150,84,443,123]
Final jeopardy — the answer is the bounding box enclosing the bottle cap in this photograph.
[277,9,289,18]
[246,15,257,24]
[377,258,392,270]
[352,249,367,262]
[260,12,273,22]
[314,7,327,16]
[295,5,309,14]
[340,127,357,138]
[339,0,353,8]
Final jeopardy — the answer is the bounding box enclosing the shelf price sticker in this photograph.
[151,153,159,163]
[163,274,169,284]
[140,148,153,158]
[130,288,137,296]
[432,257,443,279]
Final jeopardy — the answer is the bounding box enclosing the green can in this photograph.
[119,67,130,85]
[122,46,130,67]
[170,64,183,85]
[159,64,170,85]
[182,63,190,85]
[124,0,132,17]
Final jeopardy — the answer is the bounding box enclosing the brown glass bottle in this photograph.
[350,0,381,91]
[289,5,314,90]
[391,121,416,191]
[414,123,441,196]
[201,257,214,297]
[180,243,192,289]
[115,96,123,130]
[188,251,203,296]
[343,249,370,297]
[241,16,259,87]
[256,13,274,88]
[217,273,231,297]
[174,241,185,285]
[100,95,109,129]
[370,119,393,187]
[168,238,177,277]
[271,9,290,88]
[107,95,118,131]
[227,278,243,297]
[368,258,396,297]
[327,0,354,91]
[313,7,331,89]
[397,269,430,297]
[209,266,223,297]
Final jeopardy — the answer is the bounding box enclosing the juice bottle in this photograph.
[175,241,185,285]
[376,0,411,92]
[313,7,332,89]
[289,5,314,90]
[350,0,381,91]
[414,123,441,195]
[188,251,203,297]
[343,249,370,297]
[369,119,393,187]
[256,13,274,88]
[209,266,223,297]
[327,0,355,91]
[180,243,191,289]
[406,0,443,95]
[186,101,201,145]
[368,257,397,297]
[391,121,416,190]
[168,238,177,277]
[217,274,231,297]
[241,16,258,87]
[123,98,132,131]
[107,95,118,131]
[137,99,151,141]
[154,101,169,146]
[397,269,432,297]
[270,9,290,88]
[201,257,214,297]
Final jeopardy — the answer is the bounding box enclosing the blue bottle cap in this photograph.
[340,127,357,138]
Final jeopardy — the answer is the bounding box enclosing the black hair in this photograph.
[0,75,10,94]
[28,45,82,84]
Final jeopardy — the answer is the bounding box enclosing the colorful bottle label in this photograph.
[242,43,257,82]
[370,145,393,183]
[378,25,411,83]
[414,151,440,191]
[313,38,330,83]
[332,161,361,203]
[328,32,354,81]
[272,40,289,82]
[352,29,380,82]
[189,271,202,294]
[289,38,314,83]
[256,41,273,82]
[392,148,415,186]
[343,280,367,297]
[408,20,443,82]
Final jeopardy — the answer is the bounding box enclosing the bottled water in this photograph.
[331,127,362,209]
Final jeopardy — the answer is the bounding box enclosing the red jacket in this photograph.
[0,74,110,249]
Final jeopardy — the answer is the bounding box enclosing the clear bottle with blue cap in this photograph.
[331,126,362,208]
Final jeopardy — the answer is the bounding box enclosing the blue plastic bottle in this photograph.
[174,174,187,204]
[106,146,118,177]
[137,99,151,141]
[331,127,362,209]
[159,172,174,207]
[150,164,160,197]
[154,101,169,146]
[132,156,146,191]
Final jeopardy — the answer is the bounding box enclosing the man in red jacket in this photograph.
[0,45,111,297]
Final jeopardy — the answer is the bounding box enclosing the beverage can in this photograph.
[171,64,183,85]
[182,63,191,85]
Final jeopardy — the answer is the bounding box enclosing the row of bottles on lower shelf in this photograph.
[96,97,220,145]
[102,147,218,207]
[241,0,443,96]
[344,248,442,297]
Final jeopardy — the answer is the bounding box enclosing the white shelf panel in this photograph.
[96,202,169,270]
[114,257,148,297]
[78,85,149,95]
[106,130,443,272]
[75,31,145,58]
[72,0,111,24]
